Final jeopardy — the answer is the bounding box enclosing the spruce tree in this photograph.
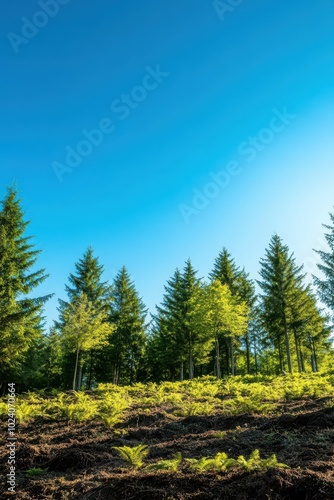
[153,269,186,380]
[106,266,147,385]
[314,209,334,313]
[257,234,327,373]
[0,187,51,388]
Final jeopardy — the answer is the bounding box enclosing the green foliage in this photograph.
[186,449,288,472]
[97,266,147,386]
[145,452,182,471]
[314,209,334,313]
[60,293,114,390]
[0,187,52,383]
[174,401,214,417]
[16,400,43,423]
[112,444,149,468]
[24,467,48,477]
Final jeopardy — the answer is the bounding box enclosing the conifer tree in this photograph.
[257,234,328,373]
[0,187,52,389]
[105,267,147,385]
[179,259,204,379]
[153,269,187,380]
[314,209,334,314]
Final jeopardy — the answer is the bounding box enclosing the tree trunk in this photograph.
[299,341,305,372]
[253,339,258,375]
[230,340,235,376]
[77,358,83,391]
[311,338,318,372]
[283,314,293,373]
[245,332,251,374]
[277,339,283,373]
[293,330,302,372]
[180,361,184,382]
[215,337,221,379]
[87,350,93,390]
[189,349,194,379]
[73,349,80,391]
[225,341,230,375]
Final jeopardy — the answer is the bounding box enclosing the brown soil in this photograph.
[1,398,333,499]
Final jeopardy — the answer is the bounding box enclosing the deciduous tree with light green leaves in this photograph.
[191,281,249,377]
[61,293,114,390]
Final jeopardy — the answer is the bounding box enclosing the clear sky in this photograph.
[1,0,334,327]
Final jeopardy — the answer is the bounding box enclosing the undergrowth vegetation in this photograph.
[1,372,333,426]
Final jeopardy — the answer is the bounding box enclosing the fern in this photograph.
[112,444,149,468]
[145,452,182,471]
[261,453,289,469]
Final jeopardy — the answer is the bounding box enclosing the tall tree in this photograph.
[153,269,187,380]
[314,209,334,314]
[210,248,256,373]
[194,281,248,377]
[179,259,204,379]
[257,234,327,373]
[57,247,110,388]
[61,293,113,390]
[0,187,52,390]
[104,267,147,385]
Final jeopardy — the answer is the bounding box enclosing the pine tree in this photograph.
[151,261,206,380]
[314,209,334,314]
[257,234,327,373]
[106,267,147,385]
[179,259,204,379]
[58,247,110,316]
[153,269,187,380]
[0,187,52,389]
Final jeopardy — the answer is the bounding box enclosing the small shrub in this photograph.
[145,452,182,471]
[112,444,149,468]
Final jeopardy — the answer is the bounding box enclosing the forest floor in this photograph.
[1,395,334,499]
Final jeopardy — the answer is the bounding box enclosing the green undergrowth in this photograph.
[112,444,289,473]
[1,372,333,425]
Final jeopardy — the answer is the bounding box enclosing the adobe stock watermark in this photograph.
[52,65,169,182]
[7,0,71,54]
[303,236,328,285]
[7,383,17,493]
[213,0,244,21]
[179,107,296,224]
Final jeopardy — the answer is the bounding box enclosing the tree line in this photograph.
[0,186,333,392]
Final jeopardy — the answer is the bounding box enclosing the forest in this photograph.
[0,185,333,394]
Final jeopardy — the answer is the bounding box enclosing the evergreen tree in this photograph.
[153,269,187,380]
[314,209,334,314]
[151,261,206,380]
[0,187,52,390]
[103,267,147,385]
[58,247,110,317]
[178,259,204,379]
[257,234,328,373]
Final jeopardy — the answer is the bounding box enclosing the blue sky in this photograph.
[1,0,334,327]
